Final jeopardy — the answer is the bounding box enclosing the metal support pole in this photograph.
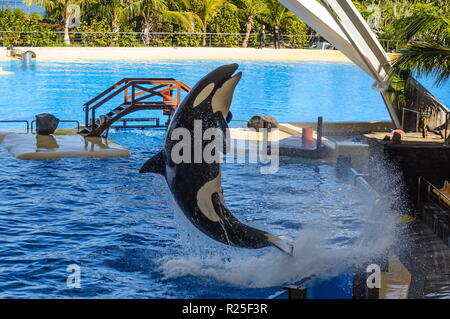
[417,177,422,209]
[85,106,89,128]
[317,116,323,149]
[445,112,449,145]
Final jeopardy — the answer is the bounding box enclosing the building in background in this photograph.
[0,0,45,15]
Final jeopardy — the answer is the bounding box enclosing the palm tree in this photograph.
[263,0,296,48]
[96,0,136,45]
[234,0,265,48]
[184,0,226,46]
[264,0,295,30]
[391,14,450,87]
[130,0,195,45]
[25,0,88,45]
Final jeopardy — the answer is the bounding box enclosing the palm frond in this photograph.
[163,10,198,31]
[395,14,450,44]
[391,42,450,87]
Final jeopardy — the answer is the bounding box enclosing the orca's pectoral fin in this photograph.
[266,234,294,256]
[139,150,166,176]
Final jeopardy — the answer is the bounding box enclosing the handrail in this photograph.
[401,107,420,132]
[83,78,191,130]
[417,176,450,210]
[83,78,178,108]
[401,107,450,145]
[0,120,29,132]
[84,78,186,108]
[83,79,124,108]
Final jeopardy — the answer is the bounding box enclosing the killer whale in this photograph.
[140,63,293,255]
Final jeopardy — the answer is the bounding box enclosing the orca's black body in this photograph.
[140,64,293,255]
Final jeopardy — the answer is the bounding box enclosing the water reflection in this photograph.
[35,134,59,150]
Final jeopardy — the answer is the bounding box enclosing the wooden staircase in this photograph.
[81,78,190,136]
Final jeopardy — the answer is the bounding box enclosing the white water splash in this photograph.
[158,191,397,288]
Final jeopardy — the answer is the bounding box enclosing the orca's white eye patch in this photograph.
[193,83,215,108]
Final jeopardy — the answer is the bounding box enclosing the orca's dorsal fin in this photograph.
[139,150,166,176]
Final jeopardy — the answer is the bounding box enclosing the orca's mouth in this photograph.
[212,63,240,88]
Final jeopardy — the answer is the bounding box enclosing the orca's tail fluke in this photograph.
[266,234,294,256]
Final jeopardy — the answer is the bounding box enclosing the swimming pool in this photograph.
[0,60,413,298]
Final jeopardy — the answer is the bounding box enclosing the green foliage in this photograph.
[1,0,450,49]
[208,3,240,47]
[390,12,450,88]
[247,19,261,47]
[79,19,111,46]
[0,8,57,46]
[171,24,203,47]
[283,16,307,48]
[117,22,141,47]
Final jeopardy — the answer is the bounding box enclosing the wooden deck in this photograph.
[365,132,447,145]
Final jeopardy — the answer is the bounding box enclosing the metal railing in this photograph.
[417,177,450,211]
[0,30,400,51]
[401,107,450,145]
[417,177,450,246]
[401,107,420,132]
[0,120,29,132]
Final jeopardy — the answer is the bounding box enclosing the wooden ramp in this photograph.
[81,78,190,136]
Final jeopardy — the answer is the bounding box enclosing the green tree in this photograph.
[234,0,265,47]
[209,3,239,46]
[184,0,227,46]
[24,0,89,45]
[130,0,195,45]
[96,0,135,45]
[264,0,291,27]
[0,8,57,46]
[262,0,297,47]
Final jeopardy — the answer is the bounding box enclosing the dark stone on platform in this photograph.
[35,113,59,135]
[392,132,402,144]
[247,116,278,130]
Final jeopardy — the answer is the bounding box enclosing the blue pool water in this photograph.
[0,60,394,126]
[0,130,367,298]
[0,59,433,298]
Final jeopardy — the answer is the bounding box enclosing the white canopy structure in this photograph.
[278,0,402,127]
